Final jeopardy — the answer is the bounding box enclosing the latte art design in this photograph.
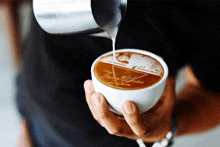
[94,52,164,90]
[101,68,147,87]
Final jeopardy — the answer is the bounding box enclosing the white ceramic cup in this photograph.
[91,49,168,114]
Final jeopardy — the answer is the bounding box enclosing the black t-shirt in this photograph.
[17,1,220,147]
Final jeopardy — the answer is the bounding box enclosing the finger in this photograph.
[149,76,175,115]
[91,93,122,135]
[122,101,147,136]
[163,75,175,98]
[159,75,176,110]
[84,80,100,123]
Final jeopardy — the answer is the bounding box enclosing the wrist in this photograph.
[152,115,178,147]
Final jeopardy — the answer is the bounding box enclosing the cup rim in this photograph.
[91,48,169,91]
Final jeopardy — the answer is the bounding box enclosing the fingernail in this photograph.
[123,104,133,114]
[92,94,101,106]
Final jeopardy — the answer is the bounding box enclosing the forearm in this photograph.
[0,0,23,3]
[0,1,21,66]
[174,67,220,136]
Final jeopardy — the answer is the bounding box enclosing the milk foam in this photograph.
[99,52,164,76]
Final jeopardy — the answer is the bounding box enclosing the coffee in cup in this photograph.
[91,49,168,114]
[94,52,164,90]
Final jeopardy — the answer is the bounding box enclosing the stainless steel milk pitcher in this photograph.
[33,0,127,35]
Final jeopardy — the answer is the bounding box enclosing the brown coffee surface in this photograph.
[94,52,164,90]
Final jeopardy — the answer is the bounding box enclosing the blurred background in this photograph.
[0,1,220,147]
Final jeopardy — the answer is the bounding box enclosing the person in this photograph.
[2,1,220,147]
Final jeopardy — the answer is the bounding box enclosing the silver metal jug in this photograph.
[33,0,127,36]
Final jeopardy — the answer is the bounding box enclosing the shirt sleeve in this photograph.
[144,1,220,93]
[191,50,220,93]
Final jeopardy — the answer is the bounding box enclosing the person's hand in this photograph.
[84,75,175,143]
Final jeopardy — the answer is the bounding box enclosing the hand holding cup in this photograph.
[84,75,176,143]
